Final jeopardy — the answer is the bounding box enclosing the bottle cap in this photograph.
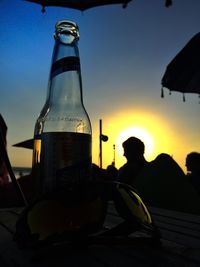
[54,20,80,44]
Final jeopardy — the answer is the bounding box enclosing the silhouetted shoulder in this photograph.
[150,153,185,177]
[134,153,200,214]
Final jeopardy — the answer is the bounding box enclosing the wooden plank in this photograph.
[107,202,200,251]
[106,202,200,265]
[153,214,200,232]
[153,216,200,241]
[149,207,200,248]
[150,207,200,223]
[0,204,200,267]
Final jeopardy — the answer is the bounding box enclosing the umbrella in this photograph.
[13,139,34,149]
[161,32,200,101]
[25,0,174,13]
[25,0,132,13]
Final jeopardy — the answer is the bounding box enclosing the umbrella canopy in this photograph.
[161,32,200,101]
[25,0,174,12]
[25,0,132,12]
[13,139,34,149]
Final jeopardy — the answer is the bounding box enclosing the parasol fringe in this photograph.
[42,6,46,13]
[183,93,186,102]
[165,0,173,7]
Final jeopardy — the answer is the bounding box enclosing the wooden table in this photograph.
[0,203,200,267]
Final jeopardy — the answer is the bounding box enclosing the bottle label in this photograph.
[51,56,80,78]
[40,132,91,194]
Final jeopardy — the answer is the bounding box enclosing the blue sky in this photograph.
[0,0,200,171]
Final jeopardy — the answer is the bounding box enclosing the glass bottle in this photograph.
[32,20,92,198]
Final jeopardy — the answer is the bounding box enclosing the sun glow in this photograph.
[116,127,154,158]
[92,110,177,169]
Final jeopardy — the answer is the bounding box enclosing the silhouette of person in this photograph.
[117,136,200,214]
[106,163,118,181]
[118,137,149,187]
[186,152,200,195]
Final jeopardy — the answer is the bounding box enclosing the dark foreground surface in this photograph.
[0,203,200,267]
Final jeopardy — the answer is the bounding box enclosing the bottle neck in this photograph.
[34,20,91,135]
[46,39,83,106]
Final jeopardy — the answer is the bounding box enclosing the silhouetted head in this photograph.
[122,137,145,162]
[106,164,118,180]
[186,152,200,173]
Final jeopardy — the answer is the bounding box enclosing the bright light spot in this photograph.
[92,110,176,169]
[116,127,154,158]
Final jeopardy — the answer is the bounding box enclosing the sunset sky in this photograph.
[0,0,199,173]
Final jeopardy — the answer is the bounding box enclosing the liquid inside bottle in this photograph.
[31,20,92,199]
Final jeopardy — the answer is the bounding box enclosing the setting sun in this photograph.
[91,109,180,169]
[116,127,154,158]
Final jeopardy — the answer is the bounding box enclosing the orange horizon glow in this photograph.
[9,109,189,174]
[91,109,186,171]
